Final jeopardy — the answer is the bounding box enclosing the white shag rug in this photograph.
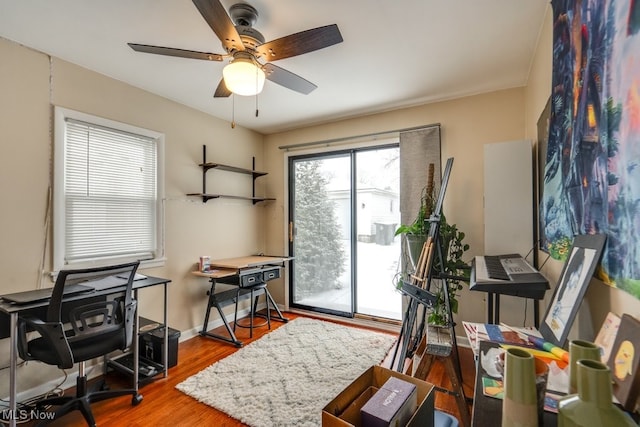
[176,317,397,427]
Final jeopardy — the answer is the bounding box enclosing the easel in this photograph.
[390,158,470,426]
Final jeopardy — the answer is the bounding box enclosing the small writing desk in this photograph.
[192,255,289,347]
[0,275,171,427]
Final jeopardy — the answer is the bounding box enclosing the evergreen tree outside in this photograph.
[293,160,346,300]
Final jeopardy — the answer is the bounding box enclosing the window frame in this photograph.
[53,107,165,272]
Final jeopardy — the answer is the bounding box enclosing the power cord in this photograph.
[0,361,26,372]
[538,252,552,270]
[0,369,67,425]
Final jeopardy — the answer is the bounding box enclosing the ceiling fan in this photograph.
[128,0,343,98]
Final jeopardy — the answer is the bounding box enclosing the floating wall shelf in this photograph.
[187,145,275,204]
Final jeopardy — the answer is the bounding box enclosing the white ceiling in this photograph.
[0,0,549,134]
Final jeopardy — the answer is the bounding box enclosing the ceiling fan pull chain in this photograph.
[255,68,260,117]
[256,93,259,118]
[231,94,236,129]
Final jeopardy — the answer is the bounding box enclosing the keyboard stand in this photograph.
[470,256,548,328]
[485,292,541,327]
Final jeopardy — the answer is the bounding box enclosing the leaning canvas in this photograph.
[539,234,606,348]
[608,313,640,411]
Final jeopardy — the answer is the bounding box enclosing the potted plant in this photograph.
[426,217,470,325]
[394,165,437,268]
[394,165,470,326]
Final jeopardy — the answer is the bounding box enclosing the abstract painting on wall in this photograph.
[542,0,640,298]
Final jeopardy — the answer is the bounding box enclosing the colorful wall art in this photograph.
[543,0,640,298]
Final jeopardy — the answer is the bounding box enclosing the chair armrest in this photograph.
[17,316,74,369]
[123,300,137,348]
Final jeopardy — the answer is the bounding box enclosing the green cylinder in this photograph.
[568,339,601,394]
[502,347,538,427]
[558,359,635,426]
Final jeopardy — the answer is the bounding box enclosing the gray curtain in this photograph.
[398,125,441,326]
[399,125,442,236]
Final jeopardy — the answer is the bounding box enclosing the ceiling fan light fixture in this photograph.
[223,57,265,96]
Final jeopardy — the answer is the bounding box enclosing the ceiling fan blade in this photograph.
[213,79,232,98]
[263,63,317,95]
[128,43,224,61]
[192,0,244,53]
[256,24,343,62]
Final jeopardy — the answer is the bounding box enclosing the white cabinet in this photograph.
[483,140,534,256]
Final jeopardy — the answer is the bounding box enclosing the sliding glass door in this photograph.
[288,145,402,320]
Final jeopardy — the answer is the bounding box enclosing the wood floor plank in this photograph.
[23,312,476,426]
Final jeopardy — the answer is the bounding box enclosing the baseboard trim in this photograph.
[4,304,260,404]
[3,359,107,404]
[5,307,473,404]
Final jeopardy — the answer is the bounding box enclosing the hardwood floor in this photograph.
[29,312,476,426]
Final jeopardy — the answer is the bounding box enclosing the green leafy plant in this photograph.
[393,164,470,326]
[394,172,436,237]
[427,217,470,326]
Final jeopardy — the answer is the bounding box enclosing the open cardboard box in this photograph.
[322,365,435,427]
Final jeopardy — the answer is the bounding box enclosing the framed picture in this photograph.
[536,97,551,255]
[608,314,640,411]
[539,234,607,347]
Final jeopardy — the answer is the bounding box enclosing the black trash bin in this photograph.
[374,223,396,245]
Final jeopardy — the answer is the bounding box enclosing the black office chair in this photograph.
[17,262,142,426]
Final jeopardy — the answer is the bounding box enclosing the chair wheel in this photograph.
[132,394,143,406]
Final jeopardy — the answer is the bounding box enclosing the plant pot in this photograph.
[558,359,635,426]
[404,234,426,271]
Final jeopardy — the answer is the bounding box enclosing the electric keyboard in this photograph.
[470,254,549,298]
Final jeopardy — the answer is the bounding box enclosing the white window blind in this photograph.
[58,115,160,266]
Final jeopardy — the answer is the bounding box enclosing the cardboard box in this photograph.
[322,365,434,427]
[361,377,417,427]
[341,386,379,424]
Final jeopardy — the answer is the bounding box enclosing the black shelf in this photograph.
[107,317,178,386]
[188,145,274,205]
[198,162,268,179]
[186,193,276,203]
[107,353,163,385]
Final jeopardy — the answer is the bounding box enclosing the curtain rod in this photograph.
[278,123,441,151]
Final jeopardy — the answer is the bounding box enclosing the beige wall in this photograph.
[264,88,528,330]
[2,2,637,399]
[265,2,640,339]
[524,5,640,339]
[0,37,267,394]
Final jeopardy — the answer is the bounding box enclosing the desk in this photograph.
[0,275,171,427]
[193,255,289,347]
[471,340,557,426]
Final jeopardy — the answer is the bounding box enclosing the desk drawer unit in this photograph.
[262,266,280,282]
[236,266,281,287]
[239,269,263,287]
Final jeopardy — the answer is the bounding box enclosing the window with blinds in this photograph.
[54,108,164,270]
